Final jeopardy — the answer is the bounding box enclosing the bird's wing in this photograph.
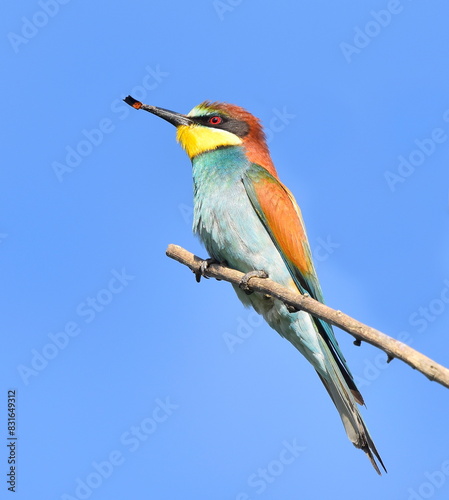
[243,164,321,299]
[242,163,363,403]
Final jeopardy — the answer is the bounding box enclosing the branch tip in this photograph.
[165,243,449,390]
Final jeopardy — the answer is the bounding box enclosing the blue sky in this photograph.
[3,1,449,499]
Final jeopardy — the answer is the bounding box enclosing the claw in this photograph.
[239,270,268,295]
[195,258,217,283]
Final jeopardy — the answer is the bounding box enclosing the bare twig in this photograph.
[166,243,449,390]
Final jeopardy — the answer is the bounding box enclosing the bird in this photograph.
[123,95,386,474]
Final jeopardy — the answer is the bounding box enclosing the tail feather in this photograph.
[316,337,387,474]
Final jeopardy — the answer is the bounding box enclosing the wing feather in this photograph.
[242,164,363,405]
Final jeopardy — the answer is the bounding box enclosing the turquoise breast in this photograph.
[191,146,288,285]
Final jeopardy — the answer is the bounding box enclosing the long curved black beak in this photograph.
[123,96,193,127]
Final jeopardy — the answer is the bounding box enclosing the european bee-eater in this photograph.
[124,96,386,474]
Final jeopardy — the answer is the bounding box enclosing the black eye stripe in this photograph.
[193,115,250,138]
[193,115,227,126]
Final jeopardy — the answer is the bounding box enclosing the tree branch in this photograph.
[166,243,449,390]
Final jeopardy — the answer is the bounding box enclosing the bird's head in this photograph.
[124,97,277,177]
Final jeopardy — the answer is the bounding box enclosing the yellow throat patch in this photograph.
[176,124,242,159]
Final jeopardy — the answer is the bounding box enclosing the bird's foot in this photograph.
[195,258,217,283]
[239,270,268,295]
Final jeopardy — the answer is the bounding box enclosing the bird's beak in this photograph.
[123,96,193,127]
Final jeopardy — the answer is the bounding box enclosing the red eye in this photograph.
[209,116,222,125]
